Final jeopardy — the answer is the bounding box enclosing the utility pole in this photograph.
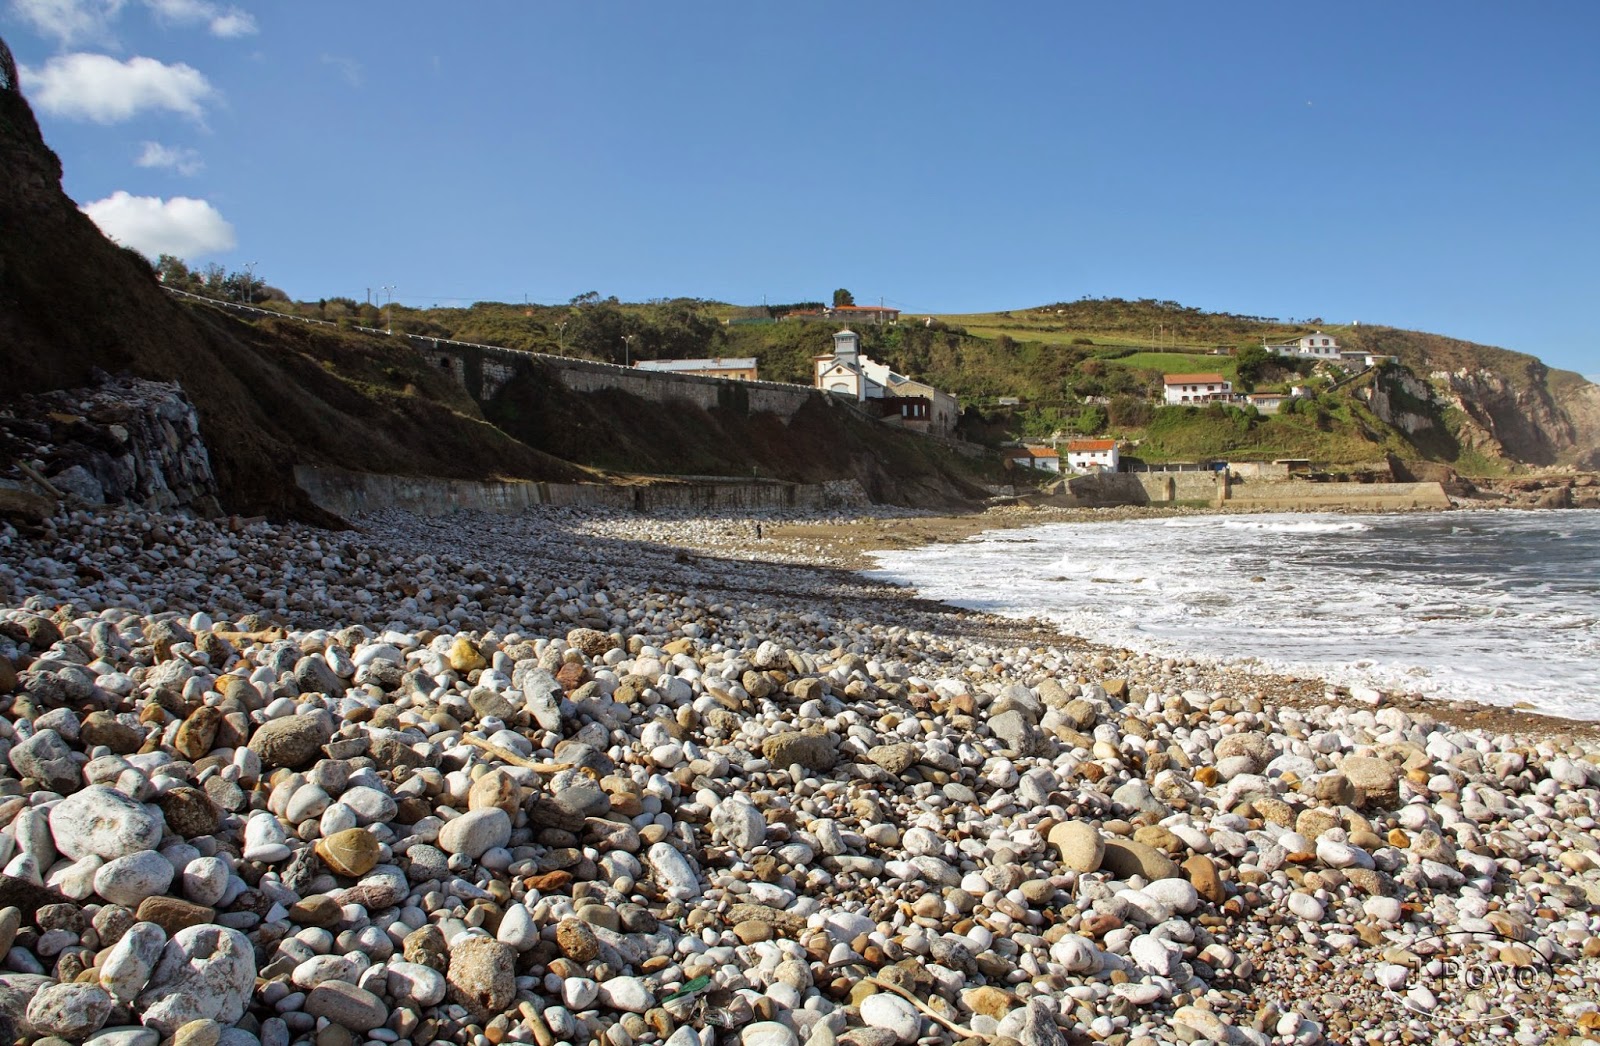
[382,284,396,333]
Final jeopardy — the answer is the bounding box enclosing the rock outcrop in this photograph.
[1,375,217,513]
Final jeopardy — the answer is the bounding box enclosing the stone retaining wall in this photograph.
[1068,472,1225,505]
[2,376,219,513]
[412,340,817,420]
[293,466,869,519]
[543,357,816,420]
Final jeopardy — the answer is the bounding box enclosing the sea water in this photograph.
[865,509,1600,720]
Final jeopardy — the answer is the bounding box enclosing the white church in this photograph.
[813,329,959,436]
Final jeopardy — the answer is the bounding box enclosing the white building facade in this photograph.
[1267,331,1341,360]
[1065,439,1119,472]
[813,329,959,434]
[1163,373,1235,406]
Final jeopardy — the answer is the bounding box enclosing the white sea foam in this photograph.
[867,510,1600,720]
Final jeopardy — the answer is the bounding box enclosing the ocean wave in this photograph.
[1220,518,1373,534]
[867,510,1600,719]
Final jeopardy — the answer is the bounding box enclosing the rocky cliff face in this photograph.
[1359,369,1438,438]
[1554,380,1600,470]
[1353,327,1598,468]
[1428,367,1577,466]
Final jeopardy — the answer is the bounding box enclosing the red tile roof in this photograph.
[1163,373,1227,385]
[1066,439,1116,452]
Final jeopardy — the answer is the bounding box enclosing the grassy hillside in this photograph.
[1132,398,1409,463]
[239,283,1599,472]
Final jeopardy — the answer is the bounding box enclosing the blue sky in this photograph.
[5,2,1598,378]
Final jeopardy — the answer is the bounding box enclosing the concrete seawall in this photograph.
[293,465,869,519]
[1224,480,1451,511]
[1060,471,1450,511]
[1222,483,1452,511]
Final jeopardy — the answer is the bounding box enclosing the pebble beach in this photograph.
[0,503,1595,1046]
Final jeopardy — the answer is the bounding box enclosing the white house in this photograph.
[1267,331,1341,360]
[1163,373,1234,406]
[1003,446,1060,473]
[814,329,958,434]
[1065,438,1119,472]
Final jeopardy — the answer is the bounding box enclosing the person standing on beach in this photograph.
[755,522,763,540]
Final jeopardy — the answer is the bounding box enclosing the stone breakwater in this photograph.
[0,506,1594,1046]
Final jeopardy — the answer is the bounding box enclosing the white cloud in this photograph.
[20,53,215,123]
[8,0,126,46]
[135,140,203,174]
[82,191,235,257]
[320,53,363,88]
[7,0,256,44]
[142,0,255,37]
[206,8,253,36]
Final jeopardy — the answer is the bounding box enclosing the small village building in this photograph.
[1245,392,1287,414]
[813,329,959,434]
[633,357,759,380]
[814,329,872,399]
[886,376,960,434]
[1266,331,1341,360]
[1163,373,1235,406]
[1003,446,1061,473]
[1065,438,1119,472]
[823,303,900,325]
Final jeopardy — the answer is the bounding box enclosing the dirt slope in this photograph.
[0,72,590,519]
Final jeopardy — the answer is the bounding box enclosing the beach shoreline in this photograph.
[664,503,1600,742]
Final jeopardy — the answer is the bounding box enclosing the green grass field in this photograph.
[1107,352,1238,380]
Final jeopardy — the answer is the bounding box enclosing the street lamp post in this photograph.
[556,321,567,351]
[621,334,636,366]
[244,261,258,305]
[382,284,396,334]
